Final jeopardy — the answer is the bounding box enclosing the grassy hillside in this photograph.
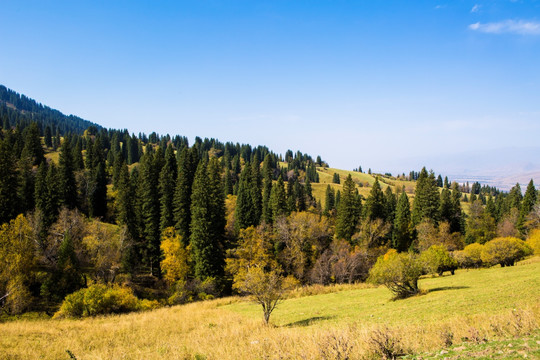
[1,258,538,359]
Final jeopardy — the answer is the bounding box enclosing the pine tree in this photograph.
[58,139,78,209]
[261,155,274,224]
[190,159,225,281]
[269,177,288,221]
[324,185,335,214]
[449,182,464,233]
[393,192,412,252]
[508,183,522,210]
[173,147,198,243]
[335,175,361,242]
[518,179,537,232]
[35,162,61,228]
[412,168,440,225]
[21,122,45,166]
[18,156,35,213]
[250,156,262,224]
[294,178,306,211]
[44,126,53,148]
[439,185,453,224]
[0,139,20,223]
[235,163,257,230]
[89,162,107,218]
[116,162,138,240]
[139,149,162,276]
[364,177,385,221]
[332,172,341,184]
[159,145,177,231]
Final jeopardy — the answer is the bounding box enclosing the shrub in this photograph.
[480,237,532,267]
[419,245,458,276]
[368,250,422,299]
[54,284,155,318]
[526,229,540,255]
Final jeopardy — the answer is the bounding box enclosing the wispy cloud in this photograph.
[471,4,481,13]
[469,20,540,35]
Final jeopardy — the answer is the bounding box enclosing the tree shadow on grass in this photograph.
[283,315,336,327]
[428,286,470,293]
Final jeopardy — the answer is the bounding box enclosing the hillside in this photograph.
[1,257,538,359]
[0,84,102,135]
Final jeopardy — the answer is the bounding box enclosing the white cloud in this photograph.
[471,4,480,13]
[469,20,540,35]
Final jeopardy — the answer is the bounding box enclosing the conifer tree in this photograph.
[72,138,84,171]
[324,185,335,214]
[439,185,453,225]
[393,191,412,252]
[332,172,341,184]
[159,145,177,231]
[190,159,225,281]
[508,183,522,210]
[0,139,20,223]
[270,177,288,221]
[18,156,35,214]
[335,175,361,242]
[44,126,53,148]
[21,122,44,166]
[89,162,107,218]
[412,167,440,225]
[384,186,397,223]
[294,178,306,211]
[35,162,61,228]
[364,177,385,221]
[261,155,274,224]
[173,147,198,243]
[139,149,162,276]
[518,179,537,232]
[235,163,256,230]
[251,156,262,224]
[116,162,138,240]
[58,139,78,209]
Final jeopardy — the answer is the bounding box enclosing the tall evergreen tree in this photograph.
[364,177,385,221]
[173,147,198,243]
[412,167,440,225]
[393,191,412,252]
[324,185,335,214]
[159,145,177,231]
[58,139,78,208]
[269,177,288,221]
[250,156,262,224]
[0,139,20,223]
[21,122,44,166]
[518,179,537,232]
[35,162,61,228]
[18,156,35,213]
[190,159,225,281]
[261,154,274,224]
[335,175,361,242]
[450,182,464,233]
[139,149,162,276]
[439,185,453,225]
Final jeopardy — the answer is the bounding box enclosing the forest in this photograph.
[0,86,539,318]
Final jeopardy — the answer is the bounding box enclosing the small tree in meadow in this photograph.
[368,250,422,299]
[418,245,458,276]
[481,237,532,267]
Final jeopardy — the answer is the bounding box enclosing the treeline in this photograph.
[0,85,101,136]
[1,118,540,316]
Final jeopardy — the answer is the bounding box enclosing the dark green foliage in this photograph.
[412,168,440,225]
[393,192,412,252]
[324,185,335,215]
[138,149,163,276]
[190,159,225,282]
[335,175,361,242]
[364,177,385,221]
[58,139,78,209]
[0,139,20,223]
[261,155,274,224]
[44,126,52,148]
[21,122,44,166]
[35,162,61,228]
[332,172,341,184]
[449,182,464,233]
[18,156,35,213]
[507,183,522,210]
[88,162,107,218]
[270,177,288,221]
[518,179,537,232]
[159,145,177,231]
[235,163,258,230]
[173,147,198,243]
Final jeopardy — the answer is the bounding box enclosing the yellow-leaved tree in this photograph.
[0,215,36,314]
[226,226,297,324]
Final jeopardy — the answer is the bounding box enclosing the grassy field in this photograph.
[1,258,538,359]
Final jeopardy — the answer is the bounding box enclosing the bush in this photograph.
[368,250,422,299]
[480,237,532,267]
[54,284,156,318]
[419,245,458,276]
[526,229,540,255]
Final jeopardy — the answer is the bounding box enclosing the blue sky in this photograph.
[1,0,539,174]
